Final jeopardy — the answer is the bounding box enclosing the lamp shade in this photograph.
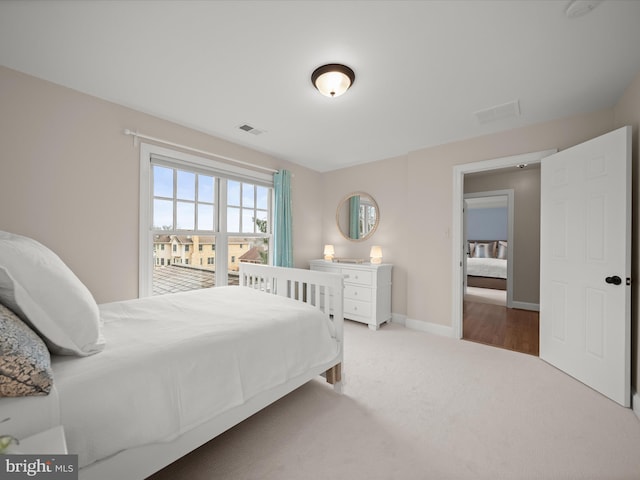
[312,64,355,98]
[324,244,335,261]
[370,246,383,264]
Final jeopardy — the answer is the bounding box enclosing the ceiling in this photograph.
[1,1,639,173]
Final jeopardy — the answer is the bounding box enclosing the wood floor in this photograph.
[463,300,539,356]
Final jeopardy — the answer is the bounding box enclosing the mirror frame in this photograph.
[336,191,380,242]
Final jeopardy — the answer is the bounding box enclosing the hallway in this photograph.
[463,299,539,356]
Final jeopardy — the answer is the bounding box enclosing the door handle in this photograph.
[605,275,622,285]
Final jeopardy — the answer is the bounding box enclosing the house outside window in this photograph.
[140,143,273,297]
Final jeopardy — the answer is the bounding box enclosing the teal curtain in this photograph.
[349,195,360,239]
[273,170,293,267]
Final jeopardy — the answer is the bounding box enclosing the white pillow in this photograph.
[0,231,104,356]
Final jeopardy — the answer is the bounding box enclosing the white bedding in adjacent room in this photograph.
[466,257,507,279]
[46,286,339,468]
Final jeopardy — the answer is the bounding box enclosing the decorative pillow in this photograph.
[473,242,496,258]
[0,231,104,356]
[467,242,476,257]
[0,303,53,397]
[497,241,508,260]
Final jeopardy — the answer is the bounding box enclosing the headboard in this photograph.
[467,240,508,259]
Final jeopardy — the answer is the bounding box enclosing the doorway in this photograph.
[451,150,556,349]
[463,191,513,307]
[461,189,540,355]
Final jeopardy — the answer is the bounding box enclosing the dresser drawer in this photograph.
[344,298,372,318]
[344,284,372,302]
[309,260,392,331]
[341,268,373,286]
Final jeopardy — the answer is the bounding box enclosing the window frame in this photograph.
[139,143,274,297]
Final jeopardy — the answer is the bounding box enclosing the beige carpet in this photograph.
[149,321,640,480]
[464,286,507,306]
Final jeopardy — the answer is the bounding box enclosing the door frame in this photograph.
[464,190,514,308]
[452,149,556,339]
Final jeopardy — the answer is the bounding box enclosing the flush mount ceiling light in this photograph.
[311,64,355,98]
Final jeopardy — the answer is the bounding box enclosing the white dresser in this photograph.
[310,260,392,330]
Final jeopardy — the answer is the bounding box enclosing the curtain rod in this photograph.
[123,129,279,174]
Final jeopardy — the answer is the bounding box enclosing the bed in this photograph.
[466,240,507,290]
[0,231,344,480]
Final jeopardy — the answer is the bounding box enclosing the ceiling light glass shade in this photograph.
[312,64,355,98]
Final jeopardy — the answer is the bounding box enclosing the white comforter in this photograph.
[466,257,507,279]
[48,286,338,468]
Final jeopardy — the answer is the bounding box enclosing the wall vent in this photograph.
[237,123,265,135]
[474,100,521,125]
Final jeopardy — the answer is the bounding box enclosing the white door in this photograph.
[540,126,631,407]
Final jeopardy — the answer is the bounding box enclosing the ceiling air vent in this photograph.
[565,0,601,18]
[237,123,264,136]
[474,100,521,125]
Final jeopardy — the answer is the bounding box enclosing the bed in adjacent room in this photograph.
[0,231,344,480]
[466,240,508,290]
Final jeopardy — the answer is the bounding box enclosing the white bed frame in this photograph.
[79,264,344,480]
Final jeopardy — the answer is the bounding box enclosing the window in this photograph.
[140,143,273,296]
[360,202,377,237]
[226,181,270,234]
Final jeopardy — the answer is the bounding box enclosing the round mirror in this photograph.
[336,192,379,241]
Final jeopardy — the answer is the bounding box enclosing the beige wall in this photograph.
[464,167,541,305]
[404,110,615,328]
[320,155,409,316]
[613,70,640,394]
[0,66,323,303]
[321,109,614,326]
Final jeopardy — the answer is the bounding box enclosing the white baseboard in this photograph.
[391,313,406,326]
[391,313,455,338]
[633,390,640,420]
[511,301,540,312]
[404,317,455,338]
